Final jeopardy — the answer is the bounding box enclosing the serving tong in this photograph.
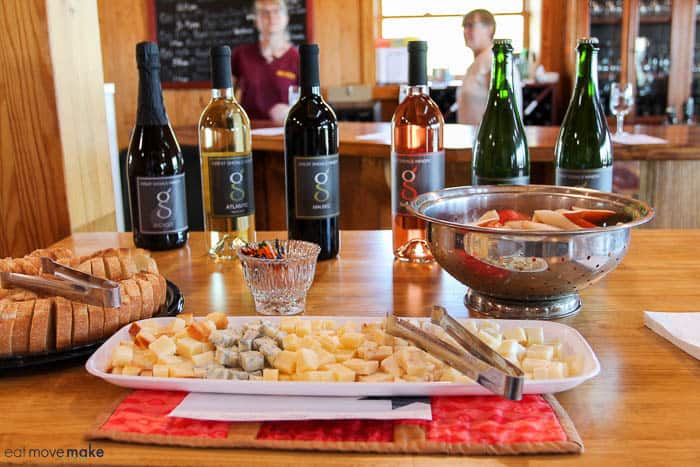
[385,305,524,400]
[0,257,121,308]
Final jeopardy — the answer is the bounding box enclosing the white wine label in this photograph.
[556,167,613,192]
[391,151,445,215]
[472,175,530,185]
[136,174,188,234]
[208,154,255,217]
[294,154,340,219]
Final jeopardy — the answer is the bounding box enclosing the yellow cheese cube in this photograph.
[358,372,393,383]
[380,354,402,377]
[296,348,320,372]
[132,349,157,370]
[395,348,428,377]
[365,346,393,361]
[342,358,378,375]
[273,350,297,374]
[205,312,228,330]
[122,365,142,376]
[533,365,549,379]
[503,326,527,344]
[278,374,292,381]
[337,321,357,336]
[300,335,322,351]
[296,370,334,382]
[316,348,336,367]
[526,344,554,361]
[333,349,355,362]
[263,369,279,381]
[319,335,340,352]
[439,367,472,383]
[322,320,336,330]
[393,336,409,347]
[525,327,544,345]
[279,316,300,333]
[157,354,185,365]
[340,332,364,349]
[282,333,300,351]
[321,363,356,382]
[152,364,169,378]
[140,370,153,377]
[311,320,324,332]
[111,367,122,375]
[498,339,526,359]
[169,362,195,378]
[191,350,214,368]
[355,340,378,359]
[149,335,177,357]
[176,336,206,357]
[111,345,134,367]
[169,318,187,333]
[403,374,430,382]
[295,320,312,337]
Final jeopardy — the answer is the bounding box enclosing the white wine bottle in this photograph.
[199,45,255,259]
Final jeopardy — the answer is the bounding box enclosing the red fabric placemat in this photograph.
[88,390,583,455]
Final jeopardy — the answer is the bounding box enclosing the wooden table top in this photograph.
[175,122,700,162]
[2,230,699,465]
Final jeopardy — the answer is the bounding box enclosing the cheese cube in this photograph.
[122,365,142,376]
[337,321,357,335]
[157,355,185,366]
[279,316,299,333]
[149,335,176,357]
[169,362,195,378]
[477,330,502,349]
[393,336,409,347]
[441,367,473,383]
[366,328,393,346]
[479,320,500,333]
[521,358,551,372]
[134,330,156,349]
[191,350,214,367]
[300,335,322,351]
[395,348,428,377]
[296,348,320,372]
[282,333,300,351]
[111,345,134,367]
[263,369,279,381]
[176,336,206,357]
[278,374,292,381]
[111,367,122,375]
[525,327,544,345]
[311,320,324,332]
[342,358,379,375]
[403,374,430,382]
[132,349,157,370]
[193,367,207,378]
[273,350,297,374]
[533,365,549,380]
[205,312,228,330]
[139,370,153,377]
[364,346,393,362]
[497,339,526,359]
[333,349,355,362]
[563,355,583,376]
[547,361,567,379]
[355,340,378,359]
[380,354,402,377]
[295,320,312,337]
[187,321,213,342]
[179,313,194,325]
[546,341,563,359]
[340,332,364,349]
[526,344,554,361]
[503,327,527,344]
[322,319,336,330]
[319,335,340,352]
[169,318,187,333]
[463,320,479,335]
[358,372,393,383]
[316,348,336,367]
[296,370,334,382]
[321,363,356,382]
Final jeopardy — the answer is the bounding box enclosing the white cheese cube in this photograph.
[463,320,479,335]
[148,335,177,357]
[342,358,379,375]
[563,355,584,376]
[176,336,206,357]
[479,320,500,333]
[477,330,502,349]
[526,344,554,361]
[547,361,567,379]
[521,357,550,372]
[498,339,526,358]
[525,327,544,345]
[152,364,169,378]
[296,348,320,372]
[358,372,393,383]
[503,327,527,344]
[111,345,134,367]
[279,317,299,333]
[295,320,312,337]
[322,363,356,382]
[191,350,214,368]
[533,365,549,380]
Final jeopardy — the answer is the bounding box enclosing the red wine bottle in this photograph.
[127,42,188,250]
[284,44,340,260]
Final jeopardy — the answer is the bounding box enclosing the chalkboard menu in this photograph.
[152,0,310,86]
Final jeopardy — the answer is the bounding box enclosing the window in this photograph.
[379,0,528,78]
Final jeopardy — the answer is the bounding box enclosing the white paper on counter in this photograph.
[251,127,285,136]
[611,133,667,145]
[168,393,432,422]
[644,311,700,360]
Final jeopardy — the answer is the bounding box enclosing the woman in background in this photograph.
[231,0,298,123]
[458,9,522,125]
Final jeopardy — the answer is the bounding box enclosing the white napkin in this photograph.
[644,311,700,360]
[611,133,667,145]
[168,393,432,422]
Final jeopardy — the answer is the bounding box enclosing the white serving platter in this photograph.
[86,316,600,397]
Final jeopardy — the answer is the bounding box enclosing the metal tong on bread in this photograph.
[385,306,524,400]
[0,257,121,308]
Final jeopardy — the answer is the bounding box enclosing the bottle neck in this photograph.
[211,87,234,99]
[490,48,515,99]
[573,46,599,97]
[136,67,168,126]
[406,85,429,97]
[300,85,321,97]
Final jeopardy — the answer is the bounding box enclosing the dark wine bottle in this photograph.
[284,44,339,260]
[127,42,188,250]
[472,39,530,185]
[555,37,613,191]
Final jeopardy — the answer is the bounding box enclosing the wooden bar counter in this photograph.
[1,230,699,465]
[176,122,700,230]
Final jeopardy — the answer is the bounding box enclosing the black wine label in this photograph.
[472,174,530,186]
[136,174,188,234]
[555,167,613,192]
[293,154,340,219]
[391,151,445,215]
[208,154,255,217]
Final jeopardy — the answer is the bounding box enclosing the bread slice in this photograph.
[12,300,35,354]
[103,256,123,281]
[139,272,164,314]
[29,299,54,354]
[54,297,73,351]
[121,279,142,322]
[0,301,18,357]
[90,258,106,279]
[87,305,105,341]
[103,306,120,337]
[14,258,39,275]
[119,257,138,280]
[71,301,90,346]
[135,278,155,319]
[77,260,92,275]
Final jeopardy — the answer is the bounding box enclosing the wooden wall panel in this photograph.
[0,0,71,257]
[47,0,116,232]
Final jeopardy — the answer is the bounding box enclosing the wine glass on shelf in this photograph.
[610,82,634,135]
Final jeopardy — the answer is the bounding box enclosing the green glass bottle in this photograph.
[555,38,613,191]
[472,39,529,185]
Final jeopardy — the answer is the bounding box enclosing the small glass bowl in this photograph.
[237,240,321,315]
